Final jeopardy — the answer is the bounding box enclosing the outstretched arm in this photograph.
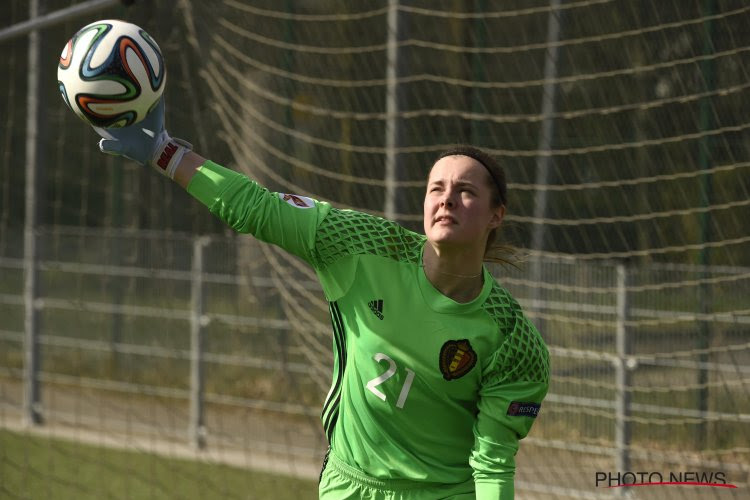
[91,98,328,264]
[90,97,404,281]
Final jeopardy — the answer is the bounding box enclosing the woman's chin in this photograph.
[428,230,469,247]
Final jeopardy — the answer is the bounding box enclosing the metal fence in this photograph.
[1,225,748,498]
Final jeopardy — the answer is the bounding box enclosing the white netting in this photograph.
[203,1,750,497]
[0,0,748,498]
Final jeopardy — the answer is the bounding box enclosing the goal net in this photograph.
[1,0,748,498]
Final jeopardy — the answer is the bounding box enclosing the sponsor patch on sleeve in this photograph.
[507,401,541,418]
[279,193,314,209]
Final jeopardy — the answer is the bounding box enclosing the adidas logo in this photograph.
[368,299,384,320]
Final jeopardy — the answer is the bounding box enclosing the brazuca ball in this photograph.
[58,19,165,128]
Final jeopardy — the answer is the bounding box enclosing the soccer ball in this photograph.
[57,19,165,128]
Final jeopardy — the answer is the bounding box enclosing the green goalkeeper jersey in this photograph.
[188,161,550,497]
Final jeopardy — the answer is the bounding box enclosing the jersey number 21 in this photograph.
[366,352,415,409]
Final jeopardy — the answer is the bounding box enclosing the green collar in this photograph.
[417,242,493,313]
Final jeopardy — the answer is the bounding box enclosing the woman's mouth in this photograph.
[435,215,457,225]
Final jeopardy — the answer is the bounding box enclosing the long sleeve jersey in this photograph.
[187,161,550,498]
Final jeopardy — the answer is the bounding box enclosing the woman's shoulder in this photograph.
[481,283,549,384]
[480,280,525,329]
[313,207,426,267]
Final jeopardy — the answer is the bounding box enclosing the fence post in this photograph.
[697,0,716,452]
[384,0,400,221]
[23,0,42,427]
[189,236,210,449]
[615,262,632,485]
[530,0,562,329]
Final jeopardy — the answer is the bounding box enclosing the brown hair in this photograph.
[433,145,517,265]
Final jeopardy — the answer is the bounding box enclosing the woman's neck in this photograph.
[422,242,485,303]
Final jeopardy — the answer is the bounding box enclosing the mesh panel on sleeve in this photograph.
[482,286,550,385]
[311,208,424,269]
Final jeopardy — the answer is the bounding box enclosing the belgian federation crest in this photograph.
[439,339,477,381]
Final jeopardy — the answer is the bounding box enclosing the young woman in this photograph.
[95,101,549,499]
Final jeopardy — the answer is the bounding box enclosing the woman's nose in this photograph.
[440,191,455,207]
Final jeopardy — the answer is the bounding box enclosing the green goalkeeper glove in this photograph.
[94,98,192,179]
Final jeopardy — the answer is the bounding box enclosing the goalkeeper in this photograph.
[94,100,549,500]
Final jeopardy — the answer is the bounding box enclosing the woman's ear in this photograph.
[489,204,506,229]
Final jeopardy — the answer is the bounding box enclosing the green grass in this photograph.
[0,429,318,500]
